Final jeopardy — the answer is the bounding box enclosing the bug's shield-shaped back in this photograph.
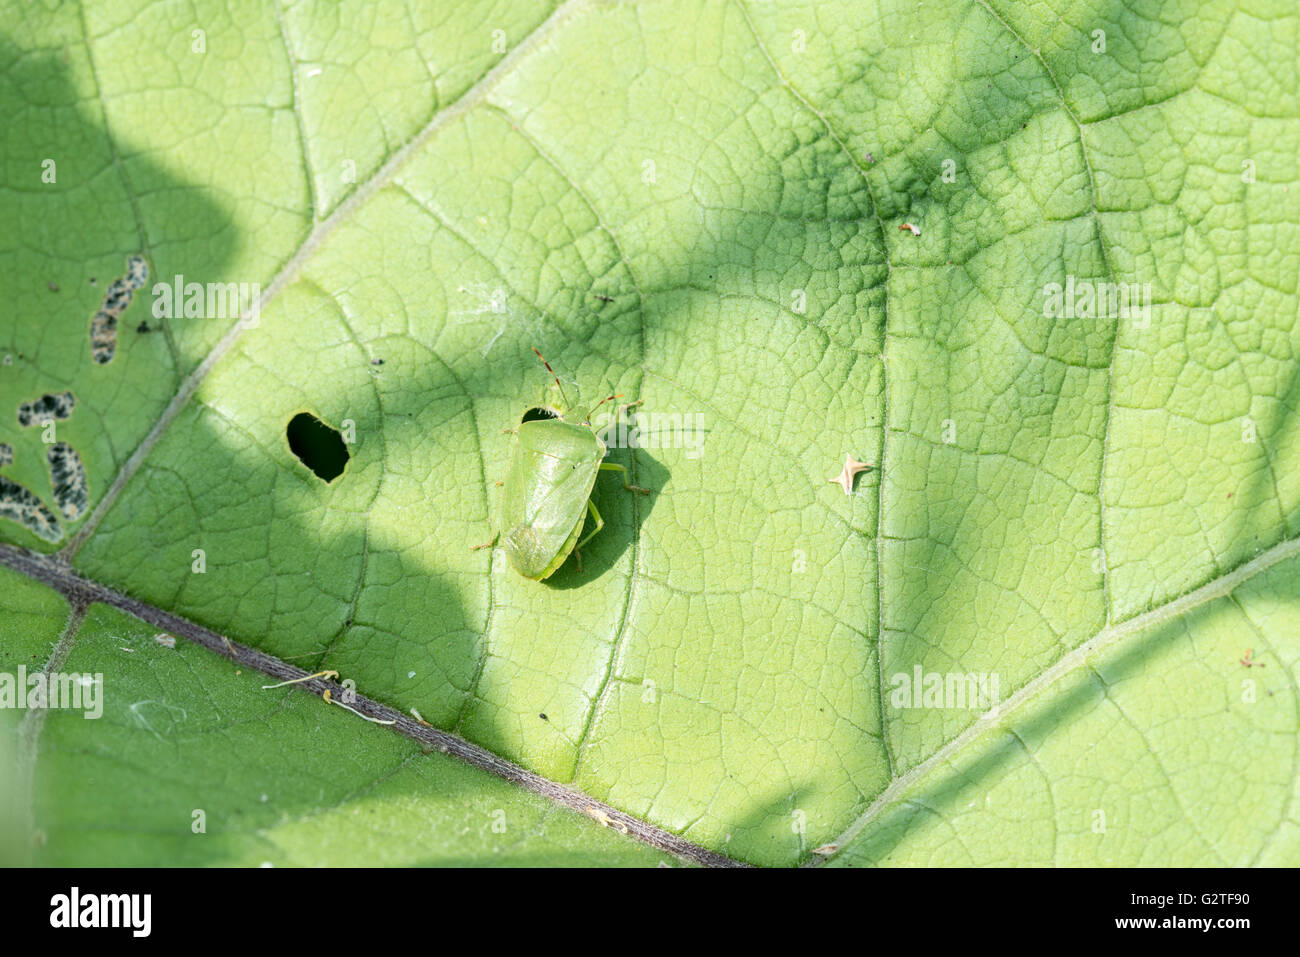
[501,419,605,579]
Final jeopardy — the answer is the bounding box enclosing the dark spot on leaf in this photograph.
[0,476,61,542]
[539,713,548,721]
[17,391,75,427]
[286,412,349,482]
[90,254,148,364]
[47,442,88,520]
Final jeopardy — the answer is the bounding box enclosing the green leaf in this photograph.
[2,0,1297,867]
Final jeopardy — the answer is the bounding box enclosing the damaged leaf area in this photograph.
[1,0,1299,868]
[16,391,75,428]
[0,477,61,543]
[46,442,87,521]
[88,255,148,365]
[3,386,90,541]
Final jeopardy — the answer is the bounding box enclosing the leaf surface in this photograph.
[1,0,1297,866]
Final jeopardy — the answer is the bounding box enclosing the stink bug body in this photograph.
[482,349,647,580]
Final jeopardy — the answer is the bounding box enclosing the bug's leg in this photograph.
[501,427,517,434]
[575,499,605,551]
[471,534,497,551]
[615,399,643,423]
[573,501,605,574]
[599,462,649,494]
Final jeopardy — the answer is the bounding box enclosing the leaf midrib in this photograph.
[0,543,745,868]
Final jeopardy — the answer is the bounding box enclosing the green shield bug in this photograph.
[477,348,648,580]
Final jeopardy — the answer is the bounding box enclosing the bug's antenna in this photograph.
[583,393,634,424]
[532,347,573,411]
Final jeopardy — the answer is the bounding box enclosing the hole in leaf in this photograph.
[286,412,348,482]
[521,406,559,423]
